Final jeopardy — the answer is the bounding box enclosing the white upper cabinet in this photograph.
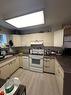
[21,32,54,46]
[54,29,64,47]
[7,29,64,47]
[7,34,22,47]
[12,35,22,47]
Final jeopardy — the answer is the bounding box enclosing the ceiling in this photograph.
[0,0,71,31]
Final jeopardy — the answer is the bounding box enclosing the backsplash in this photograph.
[0,46,63,55]
[13,46,63,54]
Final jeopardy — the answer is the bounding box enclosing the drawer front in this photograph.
[44,59,50,66]
[43,66,50,72]
[44,61,50,67]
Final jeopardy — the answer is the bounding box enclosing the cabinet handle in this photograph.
[44,59,49,61]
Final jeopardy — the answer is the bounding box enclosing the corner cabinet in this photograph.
[55,59,64,95]
[43,57,55,74]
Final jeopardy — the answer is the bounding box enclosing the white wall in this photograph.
[54,29,64,47]
[21,32,54,46]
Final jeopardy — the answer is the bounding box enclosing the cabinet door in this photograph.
[22,56,29,69]
[13,35,21,47]
[43,58,50,72]
[49,59,55,73]
[44,58,55,73]
[44,58,50,67]
[10,61,15,75]
[19,56,23,67]
[58,76,63,95]
[55,59,64,95]
[16,57,20,69]
[9,58,17,75]
[0,64,10,79]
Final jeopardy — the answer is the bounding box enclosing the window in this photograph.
[0,34,7,47]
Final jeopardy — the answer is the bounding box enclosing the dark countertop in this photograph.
[0,54,18,68]
[0,55,16,62]
[0,53,71,74]
[56,56,71,73]
[18,53,29,56]
[44,54,71,73]
[0,53,29,68]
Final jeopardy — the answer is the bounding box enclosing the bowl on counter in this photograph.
[5,79,14,93]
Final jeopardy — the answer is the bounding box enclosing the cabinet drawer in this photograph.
[43,66,50,72]
[44,59,50,62]
[44,62,50,67]
[44,59,50,66]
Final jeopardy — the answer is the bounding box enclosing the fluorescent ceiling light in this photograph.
[5,11,44,28]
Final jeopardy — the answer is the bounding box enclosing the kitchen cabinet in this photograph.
[21,32,54,46]
[43,57,55,73]
[19,56,23,67]
[12,35,22,47]
[0,57,19,79]
[9,61,15,75]
[15,56,20,69]
[22,56,29,69]
[10,58,17,74]
[55,59,64,95]
[0,64,10,79]
[54,29,64,47]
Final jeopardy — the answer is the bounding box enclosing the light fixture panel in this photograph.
[6,11,44,28]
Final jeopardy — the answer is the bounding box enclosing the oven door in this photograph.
[29,55,43,68]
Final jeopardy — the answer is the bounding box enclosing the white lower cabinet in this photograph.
[15,56,20,69]
[0,64,10,79]
[22,56,29,69]
[19,56,23,67]
[0,57,19,79]
[55,59,64,95]
[10,58,16,75]
[43,57,55,73]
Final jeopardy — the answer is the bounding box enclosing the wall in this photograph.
[54,29,64,47]
[21,32,54,46]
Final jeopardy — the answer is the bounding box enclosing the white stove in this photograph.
[29,47,44,72]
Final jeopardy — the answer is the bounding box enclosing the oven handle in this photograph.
[29,57,43,59]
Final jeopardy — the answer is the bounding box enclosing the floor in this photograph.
[10,68,60,95]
